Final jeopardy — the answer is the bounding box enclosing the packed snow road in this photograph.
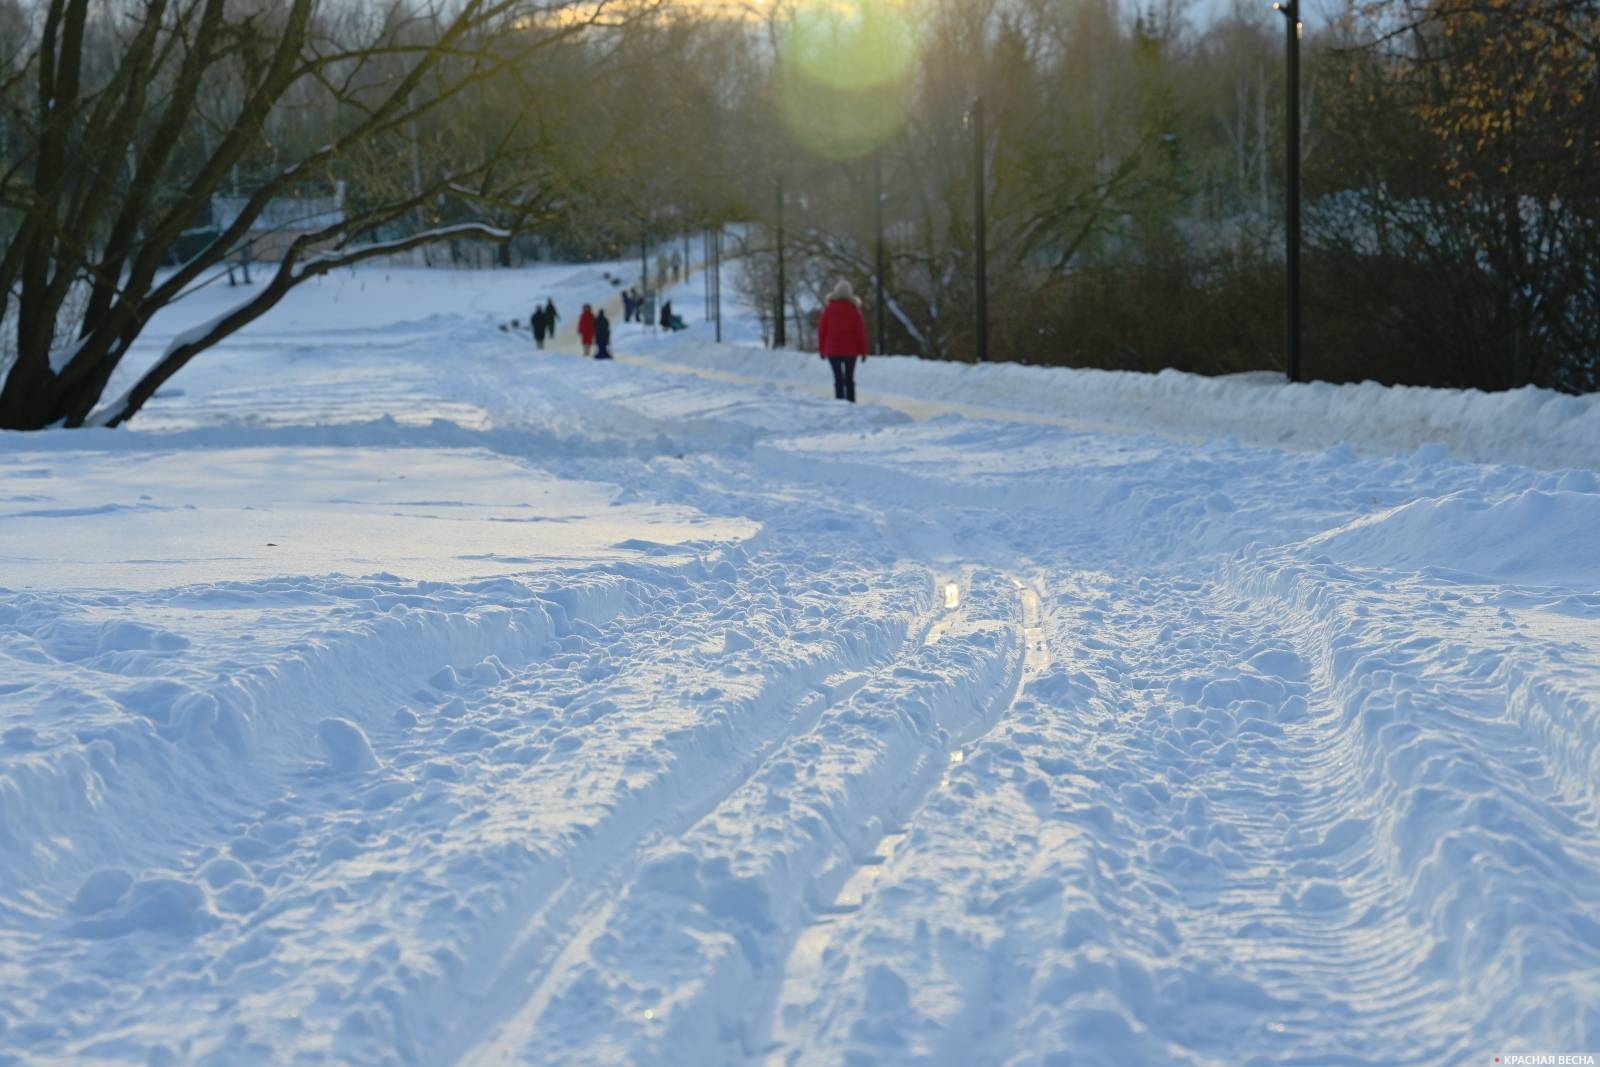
[2,267,1598,1065]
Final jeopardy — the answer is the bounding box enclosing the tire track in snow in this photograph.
[445,566,961,1065]
[767,560,1600,1065]
[411,553,946,1066]
[1191,553,1600,1060]
[757,571,1277,1064]
[761,575,1050,1065]
[460,569,1024,1065]
[4,548,928,1064]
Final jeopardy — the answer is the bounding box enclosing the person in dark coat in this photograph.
[622,290,635,323]
[594,309,612,359]
[816,279,869,402]
[544,298,560,332]
[531,305,548,348]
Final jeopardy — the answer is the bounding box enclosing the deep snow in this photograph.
[2,262,1598,1066]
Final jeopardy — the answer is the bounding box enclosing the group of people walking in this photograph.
[619,290,688,332]
[529,298,560,349]
[527,276,872,402]
[576,303,611,359]
[531,297,611,359]
[534,292,689,360]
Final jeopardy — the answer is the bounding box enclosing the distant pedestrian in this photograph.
[622,289,636,323]
[594,309,612,359]
[578,303,596,357]
[531,305,548,348]
[817,280,868,403]
[544,298,560,331]
[670,248,682,281]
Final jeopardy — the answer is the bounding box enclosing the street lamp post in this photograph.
[706,225,722,343]
[874,149,887,356]
[774,176,787,349]
[972,96,988,364]
[639,221,649,326]
[1274,0,1302,383]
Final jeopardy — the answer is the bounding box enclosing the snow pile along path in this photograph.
[636,338,1600,471]
[2,265,1598,1065]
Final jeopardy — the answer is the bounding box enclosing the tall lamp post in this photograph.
[874,150,887,356]
[773,176,788,349]
[1274,0,1302,383]
[706,225,722,343]
[972,96,988,364]
[639,220,650,325]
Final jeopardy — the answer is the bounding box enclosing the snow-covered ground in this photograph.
[3,262,1598,1065]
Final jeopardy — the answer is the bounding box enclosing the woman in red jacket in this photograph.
[816,280,869,402]
[577,304,596,357]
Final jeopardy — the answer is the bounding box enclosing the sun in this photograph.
[777,0,921,159]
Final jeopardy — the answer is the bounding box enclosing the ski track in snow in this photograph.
[2,266,1598,1064]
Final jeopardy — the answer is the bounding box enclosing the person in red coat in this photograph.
[816,280,869,402]
[577,303,596,357]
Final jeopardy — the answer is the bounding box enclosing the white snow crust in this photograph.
[2,263,1597,1065]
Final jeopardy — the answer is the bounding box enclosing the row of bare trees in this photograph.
[3,0,1595,431]
[730,0,1598,392]
[0,0,690,429]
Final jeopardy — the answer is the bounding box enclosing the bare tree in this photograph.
[0,0,620,430]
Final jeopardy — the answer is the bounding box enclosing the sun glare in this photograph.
[778,0,919,159]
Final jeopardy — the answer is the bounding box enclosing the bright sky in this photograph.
[657,0,1345,33]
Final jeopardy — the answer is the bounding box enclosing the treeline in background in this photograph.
[1,0,1595,433]
[711,0,1599,393]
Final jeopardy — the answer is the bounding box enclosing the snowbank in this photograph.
[1307,482,1600,586]
[644,340,1600,471]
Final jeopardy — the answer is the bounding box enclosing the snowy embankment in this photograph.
[645,339,1600,471]
[2,265,1598,1065]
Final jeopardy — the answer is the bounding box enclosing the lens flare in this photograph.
[778,0,918,160]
